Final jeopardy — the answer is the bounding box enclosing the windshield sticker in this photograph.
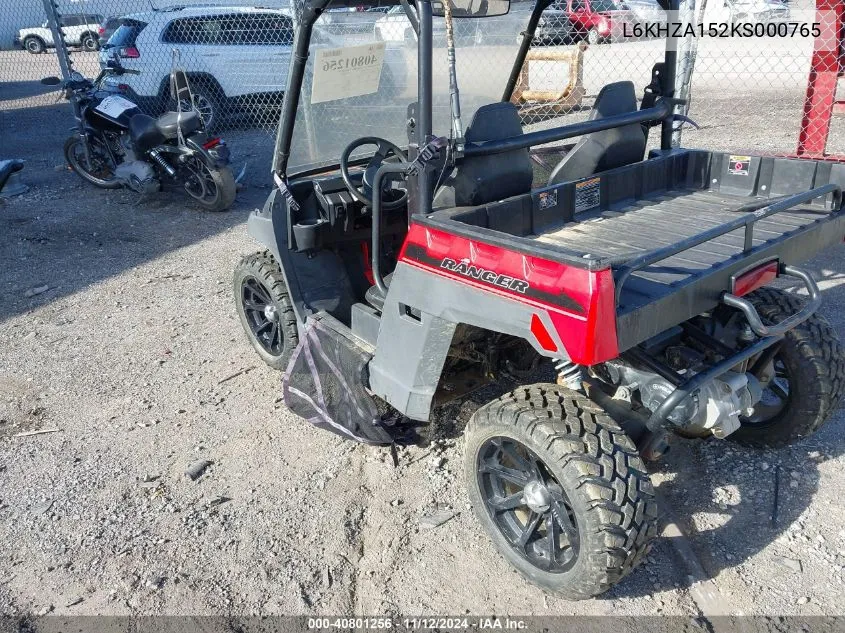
[311,42,386,104]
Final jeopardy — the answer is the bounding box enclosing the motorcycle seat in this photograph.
[156,111,202,138]
[129,114,166,153]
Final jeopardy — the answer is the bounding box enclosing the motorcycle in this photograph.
[42,63,236,212]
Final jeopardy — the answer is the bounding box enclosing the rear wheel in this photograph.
[180,157,235,212]
[64,135,121,189]
[730,287,845,447]
[24,36,45,54]
[80,33,98,52]
[464,385,658,599]
[234,251,299,370]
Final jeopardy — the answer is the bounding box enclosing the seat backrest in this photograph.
[547,81,646,186]
[170,69,192,103]
[433,102,534,208]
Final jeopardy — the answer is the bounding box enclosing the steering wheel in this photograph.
[340,137,408,210]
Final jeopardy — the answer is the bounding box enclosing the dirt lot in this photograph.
[3,37,845,625]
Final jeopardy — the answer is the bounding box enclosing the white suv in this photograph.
[16,14,104,54]
[99,6,297,131]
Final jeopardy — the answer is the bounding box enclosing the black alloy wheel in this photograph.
[241,276,284,357]
[477,436,580,573]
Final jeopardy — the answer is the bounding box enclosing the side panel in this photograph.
[368,223,619,420]
[399,222,618,364]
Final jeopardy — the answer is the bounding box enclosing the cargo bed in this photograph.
[420,149,845,350]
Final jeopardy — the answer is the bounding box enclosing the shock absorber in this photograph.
[555,358,583,391]
[148,149,177,177]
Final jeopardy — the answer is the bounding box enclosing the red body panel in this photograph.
[399,223,620,365]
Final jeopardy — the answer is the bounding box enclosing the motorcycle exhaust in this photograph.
[148,149,177,177]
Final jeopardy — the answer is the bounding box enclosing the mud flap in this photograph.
[282,312,395,445]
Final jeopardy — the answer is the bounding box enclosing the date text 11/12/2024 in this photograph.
[307,617,529,630]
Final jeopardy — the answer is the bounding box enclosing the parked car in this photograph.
[321,6,382,34]
[15,13,104,54]
[533,5,575,45]
[98,16,124,47]
[557,0,633,44]
[99,6,299,131]
[623,0,666,26]
[727,0,790,23]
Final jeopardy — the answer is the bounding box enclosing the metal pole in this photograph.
[417,0,434,215]
[41,0,73,81]
[673,0,700,147]
[272,3,318,175]
[660,0,680,150]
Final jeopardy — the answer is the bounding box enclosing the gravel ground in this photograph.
[3,38,845,623]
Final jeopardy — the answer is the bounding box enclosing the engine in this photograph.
[114,159,159,194]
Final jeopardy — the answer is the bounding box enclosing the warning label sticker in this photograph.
[728,155,752,176]
[538,189,558,210]
[575,177,601,213]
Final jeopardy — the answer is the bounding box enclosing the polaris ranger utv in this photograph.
[234,0,845,598]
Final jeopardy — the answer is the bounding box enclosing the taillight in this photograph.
[732,260,779,297]
[98,27,105,35]
[120,46,140,58]
[202,137,222,150]
[117,83,129,92]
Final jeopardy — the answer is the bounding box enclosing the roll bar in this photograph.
[273,0,682,183]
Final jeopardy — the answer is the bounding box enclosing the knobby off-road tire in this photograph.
[464,384,658,599]
[730,287,845,447]
[233,251,299,371]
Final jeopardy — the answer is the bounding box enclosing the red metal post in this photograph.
[797,0,845,157]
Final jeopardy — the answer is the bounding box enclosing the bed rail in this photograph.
[612,183,842,305]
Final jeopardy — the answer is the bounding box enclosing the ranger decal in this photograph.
[440,258,530,293]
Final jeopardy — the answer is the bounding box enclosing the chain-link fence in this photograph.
[1,0,843,178]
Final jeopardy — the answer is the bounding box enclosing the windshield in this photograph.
[286,3,534,175]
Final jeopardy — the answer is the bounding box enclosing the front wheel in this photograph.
[729,287,845,447]
[64,135,122,189]
[234,251,299,370]
[179,156,236,212]
[464,385,658,599]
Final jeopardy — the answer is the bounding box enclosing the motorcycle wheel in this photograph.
[180,156,236,212]
[64,136,122,189]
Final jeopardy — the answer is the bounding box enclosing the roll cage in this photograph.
[272,0,682,205]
